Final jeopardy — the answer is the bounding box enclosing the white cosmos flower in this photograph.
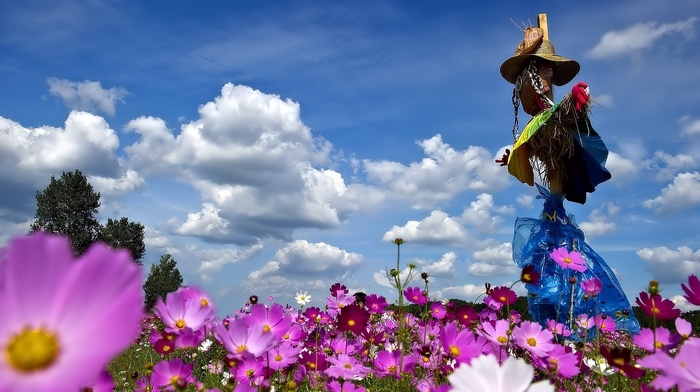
[583,356,616,376]
[295,291,311,306]
[198,338,213,352]
[448,354,554,392]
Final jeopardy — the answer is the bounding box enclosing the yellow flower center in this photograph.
[263,325,271,333]
[237,345,248,354]
[497,336,508,344]
[274,354,283,361]
[613,358,625,366]
[523,273,531,281]
[175,319,186,329]
[526,337,537,347]
[200,298,209,307]
[169,375,179,385]
[563,257,572,264]
[5,327,60,373]
[652,307,660,314]
[387,365,397,374]
[655,341,663,349]
[343,363,352,369]
[449,345,460,356]
[499,296,506,302]
[348,320,356,327]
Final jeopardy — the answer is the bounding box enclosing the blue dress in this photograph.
[513,184,641,338]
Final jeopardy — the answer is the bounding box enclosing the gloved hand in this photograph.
[572,81,590,112]
[495,149,510,166]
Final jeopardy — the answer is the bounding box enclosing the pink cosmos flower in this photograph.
[580,277,603,296]
[544,345,580,379]
[440,322,484,365]
[0,233,143,392]
[214,317,276,359]
[682,275,700,306]
[328,380,366,392]
[325,353,371,379]
[337,304,370,335]
[448,354,554,392]
[512,321,555,358]
[676,318,693,340]
[633,327,680,352]
[155,286,216,335]
[373,349,417,379]
[594,314,617,333]
[151,358,195,390]
[546,320,571,337]
[82,369,115,392]
[479,319,511,347]
[455,306,478,327]
[550,247,587,272]
[268,341,302,371]
[246,303,292,340]
[638,337,700,391]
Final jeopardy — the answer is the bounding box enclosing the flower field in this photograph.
[2,233,700,391]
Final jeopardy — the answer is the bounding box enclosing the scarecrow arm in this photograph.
[495,149,510,166]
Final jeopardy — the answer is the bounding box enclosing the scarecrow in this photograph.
[498,14,640,336]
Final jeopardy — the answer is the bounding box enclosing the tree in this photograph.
[144,254,184,310]
[31,170,101,255]
[99,217,146,264]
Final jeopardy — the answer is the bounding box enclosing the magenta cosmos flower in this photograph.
[635,292,681,320]
[365,294,388,314]
[580,277,603,297]
[0,233,143,392]
[682,275,700,306]
[214,317,276,360]
[404,286,427,305]
[550,247,587,272]
[151,358,195,390]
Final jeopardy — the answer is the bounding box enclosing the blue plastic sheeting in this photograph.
[513,184,640,339]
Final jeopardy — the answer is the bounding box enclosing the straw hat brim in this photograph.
[500,54,580,86]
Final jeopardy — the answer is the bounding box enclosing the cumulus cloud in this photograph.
[466,243,518,277]
[362,135,510,209]
[0,111,129,224]
[372,252,458,289]
[249,240,363,280]
[578,202,618,236]
[587,17,699,59]
[460,193,514,235]
[643,172,700,214]
[89,169,145,199]
[382,210,471,246]
[516,193,534,208]
[679,115,700,136]
[605,151,638,183]
[47,78,128,116]
[433,284,484,302]
[671,295,700,313]
[643,151,696,181]
[125,84,376,245]
[637,245,700,283]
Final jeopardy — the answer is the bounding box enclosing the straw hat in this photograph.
[500,29,580,86]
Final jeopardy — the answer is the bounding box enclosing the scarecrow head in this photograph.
[500,27,580,116]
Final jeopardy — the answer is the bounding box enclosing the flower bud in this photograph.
[390,268,399,277]
[249,295,259,305]
[421,272,429,280]
[648,280,660,295]
[393,238,404,245]
[569,277,577,284]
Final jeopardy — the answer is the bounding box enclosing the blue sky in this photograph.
[2,0,699,316]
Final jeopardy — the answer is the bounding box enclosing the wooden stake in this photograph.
[538,14,549,41]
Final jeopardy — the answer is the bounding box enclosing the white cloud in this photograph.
[587,17,699,59]
[578,202,618,236]
[47,78,127,116]
[433,284,484,302]
[249,240,363,279]
[643,172,700,214]
[460,193,513,235]
[198,242,263,273]
[636,245,700,283]
[89,169,145,199]
[671,295,700,313]
[382,210,471,246]
[466,243,518,277]
[643,151,696,181]
[125,84,375,245]
[372,252,457,289]
[362,134,510,209]
[516,193,534,208]
[605,152,638,183]
[679,115,700,136]
[593,94,615,108]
